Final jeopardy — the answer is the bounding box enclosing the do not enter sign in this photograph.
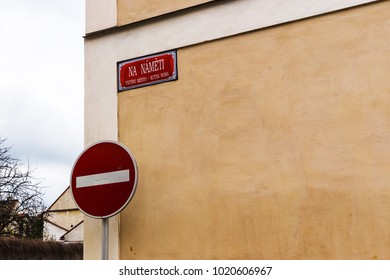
[70,141,138,219]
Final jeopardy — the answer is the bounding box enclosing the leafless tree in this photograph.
[0,138,46,239]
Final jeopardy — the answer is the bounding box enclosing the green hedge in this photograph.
[0,238,83,260]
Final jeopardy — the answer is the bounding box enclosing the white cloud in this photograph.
[36,163,73,207]
[0,0,85,205]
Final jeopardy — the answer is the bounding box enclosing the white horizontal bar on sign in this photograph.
[76,169,130,188]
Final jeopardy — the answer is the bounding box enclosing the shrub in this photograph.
[0,238,83,260]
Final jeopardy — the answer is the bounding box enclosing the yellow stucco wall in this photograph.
[117,2,390,259]
[117,0,214,26]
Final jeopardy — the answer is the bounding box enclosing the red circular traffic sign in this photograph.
[70,141,138,219]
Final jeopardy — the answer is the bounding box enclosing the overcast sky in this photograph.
[0,1,84,206]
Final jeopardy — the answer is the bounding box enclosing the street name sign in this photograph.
[117,50,178,92]
[70,141,138,219]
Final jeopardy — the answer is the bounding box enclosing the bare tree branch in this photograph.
[0,138,46,239]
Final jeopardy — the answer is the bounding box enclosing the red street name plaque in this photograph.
[117,50,178,91]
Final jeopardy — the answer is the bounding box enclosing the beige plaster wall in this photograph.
[117,0,214,26]
[47,188,83,230]
[85,0,116,34]
[48,210,83,231]
[117,2,390,259]
[49,188,76,211]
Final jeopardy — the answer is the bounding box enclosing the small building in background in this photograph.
[43,187,83,243]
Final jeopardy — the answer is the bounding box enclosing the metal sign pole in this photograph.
[102,218,109,260]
